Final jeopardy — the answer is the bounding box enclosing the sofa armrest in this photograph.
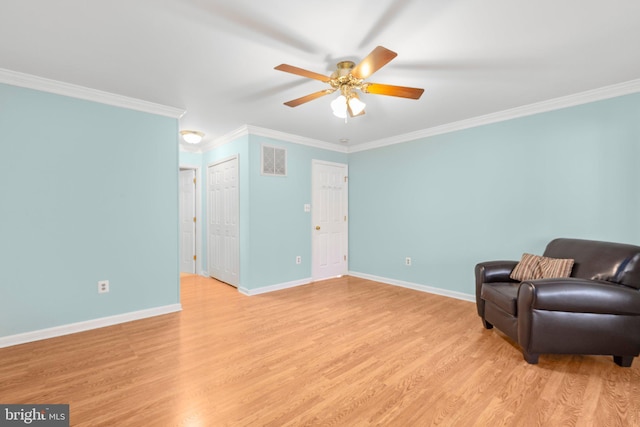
[518,278,640,315]
[475,260,519,284]
[475,260,518,317]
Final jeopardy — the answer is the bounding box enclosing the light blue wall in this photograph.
[245,136,348,289]
[18,81,637,339]
[0,83,180,337]
[185,92,640,297]
[349,92,640,295]
[183,136,347,290]
[179,151,202,167]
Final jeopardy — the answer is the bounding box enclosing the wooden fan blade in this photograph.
[283,89,333,107]
[363,83,424,99]
[274,64,331,82]
[351,46,398,80]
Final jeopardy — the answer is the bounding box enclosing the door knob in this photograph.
[315,226,321,230]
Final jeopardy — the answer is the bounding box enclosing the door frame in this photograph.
[311,159,349,281]
[179,163,202,275]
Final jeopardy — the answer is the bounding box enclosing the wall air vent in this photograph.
[262,145,287,176]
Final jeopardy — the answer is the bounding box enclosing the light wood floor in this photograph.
[2,275,639,426]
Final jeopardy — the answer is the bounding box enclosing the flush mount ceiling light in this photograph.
[275,46,424,119]
[180,130,204,144]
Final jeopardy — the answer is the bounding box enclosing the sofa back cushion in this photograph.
[543,238,640,289]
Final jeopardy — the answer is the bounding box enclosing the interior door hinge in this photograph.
[344,255,347,261]
[193,217,197,223]
[193,255,197,261]
[344,215,347,221]
[193,178,196,184]
[344,176,348,182]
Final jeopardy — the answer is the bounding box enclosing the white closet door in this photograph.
[207,157,239,286]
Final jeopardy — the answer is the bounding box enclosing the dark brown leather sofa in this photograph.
[475,238,640,366]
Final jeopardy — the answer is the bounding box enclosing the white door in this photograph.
[207,157,239,286]
[312,160,348,280]
[179,169,196,273]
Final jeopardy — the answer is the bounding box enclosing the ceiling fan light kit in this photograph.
[331,95,349,118]
[275,46,424,119]
[346,93,366,116]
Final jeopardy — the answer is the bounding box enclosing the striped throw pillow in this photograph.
[510,253,544,281]
[539,256,574,278]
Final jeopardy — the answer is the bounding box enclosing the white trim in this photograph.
[350,78,640,153]
[184,78,640,155]
[199,125,348,154]
[0,68,185,119]
[199,126,250,153]
[206,154,240,169]
[238,277,312,296]
[348,271,475,303]
[4,67,638,153]
[247,125,348,153]
[202,79,640,155]
[0,304,182,349]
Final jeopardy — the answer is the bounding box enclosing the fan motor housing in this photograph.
[334,61,355,77]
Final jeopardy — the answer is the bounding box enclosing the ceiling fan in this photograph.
[275,46,424,118]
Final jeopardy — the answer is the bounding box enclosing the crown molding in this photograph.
[4,67,637,153]
[197,125,251,153]
[0,68,185,119]
[201,78,640,155]
[245,125,348,153]
[198,124,348,154]
[349,78,640,153]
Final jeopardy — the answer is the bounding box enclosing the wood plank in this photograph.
[1,275,639,425]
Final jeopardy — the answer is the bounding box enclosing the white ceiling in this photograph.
[2,0,640,149]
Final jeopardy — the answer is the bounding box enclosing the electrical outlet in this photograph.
[296,256,302,265]
[405,257,412,266]
[98,280,110,294]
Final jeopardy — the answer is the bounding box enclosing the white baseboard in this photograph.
[239,277,313,296]
[348,271,475,302]
[236,273,475,302]
[0,304,182,349]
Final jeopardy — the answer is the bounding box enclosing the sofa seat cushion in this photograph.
[481,282,520,316]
